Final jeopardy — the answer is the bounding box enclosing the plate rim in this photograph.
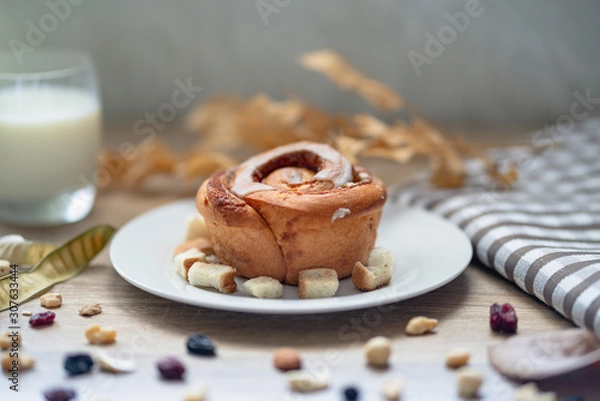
[109,198,473,314]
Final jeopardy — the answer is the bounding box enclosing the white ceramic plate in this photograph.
[109,197,472,314]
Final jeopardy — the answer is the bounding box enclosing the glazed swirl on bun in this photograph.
[196,141,386,285]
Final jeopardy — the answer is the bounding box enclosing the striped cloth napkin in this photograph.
[396,118,600,336]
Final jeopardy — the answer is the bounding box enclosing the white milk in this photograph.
[0,86,101,201]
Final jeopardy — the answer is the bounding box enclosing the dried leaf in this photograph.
[176,152,238,181]
[99,151,129,185]
[0,235,55,266]
[430,155,466,188]
[330,133,370,164]
[452,136,519,188]
[353,114,392,139]
[300,49,404,111]
[452,136,493,170]
[354,115,408,148]
[122,140,179,186]
[0,225,115,311]
[239,95,304,149]
[489,164,519,189]
[102,49,517,192]
[362,146,415,164]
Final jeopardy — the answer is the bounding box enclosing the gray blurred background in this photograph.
[2,0,600,127]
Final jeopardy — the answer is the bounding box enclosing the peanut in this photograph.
[0,331,20,351]
[456,367,482,398]
[273,347,302,371]
[515,383,557,401]
[40,293,62,308]
[405,316,437,335]
[184,386,207,401]
[365,336,392,367]
[79,303,102,317]
[2,351,35,371]
[381,378,403,401]
[85,324,117,345]
[446,349,470,369]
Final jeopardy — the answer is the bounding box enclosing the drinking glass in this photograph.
[0,50,102,226]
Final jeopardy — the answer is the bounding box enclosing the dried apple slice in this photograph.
[489,328,600,380]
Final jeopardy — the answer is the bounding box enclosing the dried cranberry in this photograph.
[157,356,185,380]
[186,334,216,356]
[64,353,94,375]
[490,303,518,334]
[29,311,55,327]
[43,386,76,401]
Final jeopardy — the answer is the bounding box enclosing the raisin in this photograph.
[186,334,216,356]
[43,386,76,401]
[29,311,56,327]
[64,353,94,375]
[343,386,360,401]
[490,303,518,334]
[157,356,185,380]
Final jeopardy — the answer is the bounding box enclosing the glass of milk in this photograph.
[0,51,101,226]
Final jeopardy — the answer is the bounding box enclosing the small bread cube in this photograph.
[174,237,214,256]
[243,276,283,299]
[174,248,206,281]
[188,262,237,294]
[352,247,393,291]
[184,214,210,240]
[298,268,339,299]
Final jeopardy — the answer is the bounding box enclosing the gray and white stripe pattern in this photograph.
[397,119,600,337]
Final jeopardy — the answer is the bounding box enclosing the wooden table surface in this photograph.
[0,126,596,400]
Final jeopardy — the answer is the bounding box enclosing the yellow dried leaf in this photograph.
[239,96,299,150]
[330,133,370,164]
[362,146,415,164]
[176,152,238,181]
[300,49,404,111]
[186,97,245,150]
[489,164,519,189]
[98,150,128,186]
[430,155,466,188]
[101,49,517,193]
[121,140,178,186]
[353,114,392,139]
[452,136,493,170]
